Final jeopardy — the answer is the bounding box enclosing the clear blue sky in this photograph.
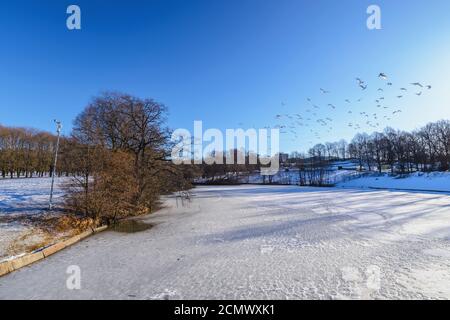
[1,0,449,152]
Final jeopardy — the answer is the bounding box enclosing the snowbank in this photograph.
[337,172,450,193]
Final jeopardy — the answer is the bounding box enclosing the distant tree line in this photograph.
[193,150,260,184]
[288,120,449,176]
[287,145,338,186]
[0,126,59,178]
[195,116,449,187]
[347,120,449,173]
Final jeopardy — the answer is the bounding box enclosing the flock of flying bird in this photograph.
[265,73,432,144]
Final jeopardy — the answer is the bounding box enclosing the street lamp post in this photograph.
[49,120,62,210]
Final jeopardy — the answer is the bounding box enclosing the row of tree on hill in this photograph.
[0,126,57,178]
[295,120,449,173]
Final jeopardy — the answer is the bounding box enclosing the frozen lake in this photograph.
[1,185,450,299]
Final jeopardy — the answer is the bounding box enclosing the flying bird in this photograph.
[320,88,330,94]
[379,73,388,80]
[411,82,423,87]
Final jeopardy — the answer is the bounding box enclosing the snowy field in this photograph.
[0,177,66,216]
[0,177,66,259]
[338,172,450,193]
[1,185,449,299]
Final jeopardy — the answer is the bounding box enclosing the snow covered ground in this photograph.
[0,177,66,216]
[338,172,450,193]
[0,177,66,259]
[1,185,449,299]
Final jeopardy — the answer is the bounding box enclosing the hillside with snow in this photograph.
[337,172,450,193]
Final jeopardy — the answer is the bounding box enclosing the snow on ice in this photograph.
[0,183,449,299]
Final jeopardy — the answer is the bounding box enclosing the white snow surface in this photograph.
[0,177,66,216]
[0,177,66,259]
[1,185,449,300]
[338,172,450,193]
